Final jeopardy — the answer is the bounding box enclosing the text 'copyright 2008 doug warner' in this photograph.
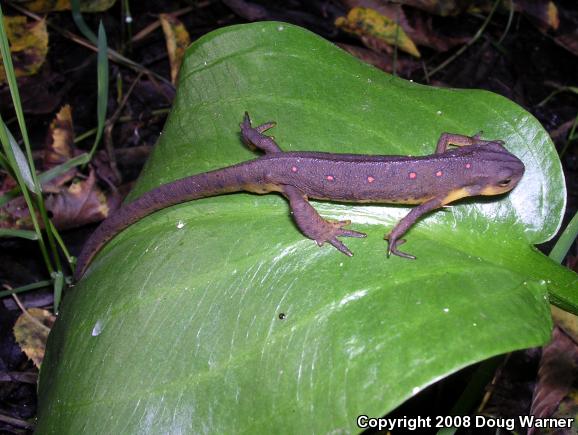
[356,415,575,431]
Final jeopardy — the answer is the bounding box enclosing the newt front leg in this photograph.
[241,113,367,256]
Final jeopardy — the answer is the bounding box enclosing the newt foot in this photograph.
[384,236,416,260]
[316,220,366,256]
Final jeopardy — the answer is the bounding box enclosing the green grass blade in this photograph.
[0,4,60,274]
[71,0,97,45]
[52,271,65,313]
[0,5,40,192]
[550,211,578,264]
[38,153,90,184]
[0,150,8,170]
[0,117,51,272]
[48,219,74,267]
[0,280,52,298]
[0,229,39,240]
[0,153,90,207]
[5,126,38,193]
[87,21,109,162]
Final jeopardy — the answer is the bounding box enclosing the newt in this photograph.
[74,113,525,281]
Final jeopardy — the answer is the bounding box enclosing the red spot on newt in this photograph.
[367,176,375,183]
[409,172,417,179]
[291,166,298,173]
[435,170,443,177]
[465,163,471,169]
[326,175,335,181]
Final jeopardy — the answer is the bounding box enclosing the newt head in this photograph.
[465,141,525,197]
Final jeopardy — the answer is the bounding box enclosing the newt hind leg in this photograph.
[283,185,366,256]
[240,112,282,154]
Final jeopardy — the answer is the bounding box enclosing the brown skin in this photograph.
[74,113,525,281]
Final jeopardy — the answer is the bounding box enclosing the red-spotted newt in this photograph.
[74,112,525,280]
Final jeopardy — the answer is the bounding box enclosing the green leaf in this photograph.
[37,22,577,433]
[86,21,108,162]
[0,228,39,240]
[52,271,64,313]
[2,121,37,194]
[0,279,51,298]
[549,211,578,264]
[71,0,98,45]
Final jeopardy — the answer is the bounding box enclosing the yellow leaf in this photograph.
[335,7,421,58]
[16,0,116,13]
[45,105,74,165]
[159,14,191,84]
[0,16,48,83]
[13,307,55,368]
[545,1,559,30]
[43,105,78,188]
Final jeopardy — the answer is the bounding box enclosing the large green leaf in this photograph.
[37,22,577,433]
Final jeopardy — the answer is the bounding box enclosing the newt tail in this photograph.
[74,161,267,281]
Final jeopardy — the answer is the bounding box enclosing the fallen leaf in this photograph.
[397,0,469,16]
[45,169,122,230]
[552,305,578,345]
[92,149,121,189]
[406,11,470,52]
[336,7,421,58]
[159,14,191,84]
[337,42,421,73]
[43,105,77,189]
[0,195,36,229]
[342,0,468,52]
[403,0,559,29]
[16,0,116,13]
[13,307,55,368]
[529,327,578,435]
[0,68,70,115]
[0,16,48,83]
[513,0,559,31]
[554,31,578,57]
[551,5,578,57]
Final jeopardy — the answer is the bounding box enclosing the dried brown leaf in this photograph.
[15,0,116,13]
[0,69,69,115]
[13,307,55,368]
[159,14,191,85]
[0,16,48,83]
[529,327,578,435]
[514,0,559,31]
[0,196,35,229]
[343,0,468,52]
[336,7,421,57]
[43,105,77,189]
[45,169,122,230]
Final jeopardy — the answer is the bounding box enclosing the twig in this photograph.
[427,0,501,78]
[10,291,51,333]
[132,6,193,43]
[497,0,515,45]
[0,413,34,430]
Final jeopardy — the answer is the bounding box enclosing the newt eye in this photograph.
[498,178,512,187]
